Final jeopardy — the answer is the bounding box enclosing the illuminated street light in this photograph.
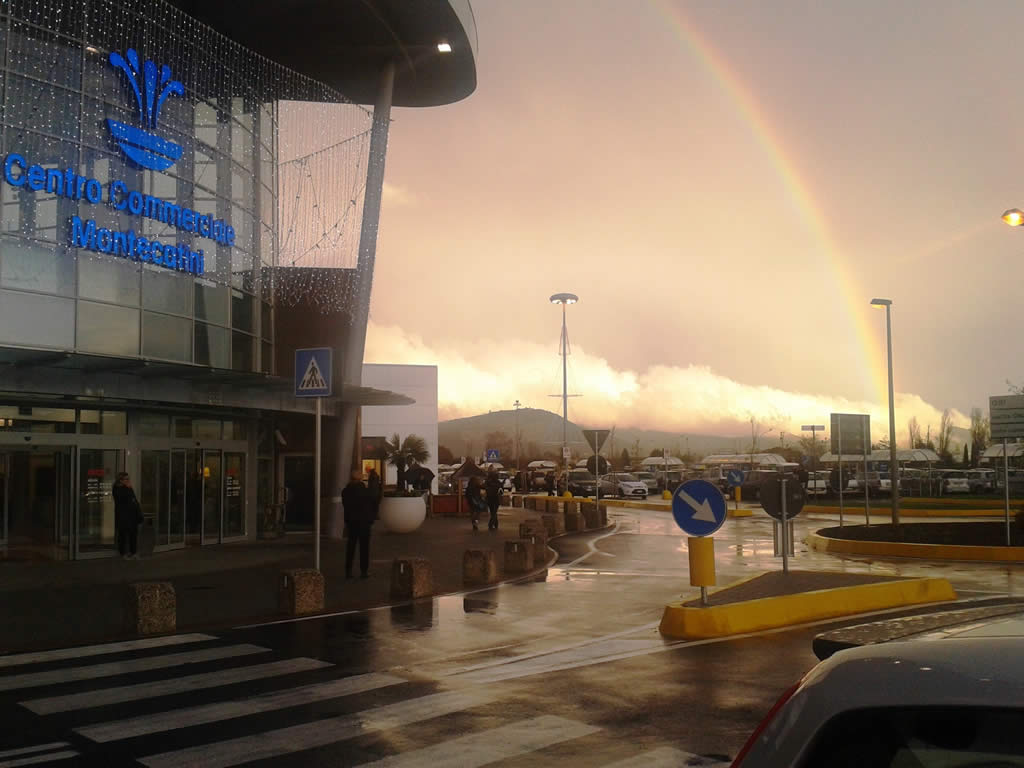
[870,297,899,526]
[550,293,579,476]
[1003,208,1024,227]
[437,42,452,53]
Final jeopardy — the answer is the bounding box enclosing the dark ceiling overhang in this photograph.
[165,0,478,107]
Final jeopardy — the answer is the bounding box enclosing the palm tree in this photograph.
[385,433,430,490]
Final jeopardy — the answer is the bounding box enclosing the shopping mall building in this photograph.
[0,0,476,560]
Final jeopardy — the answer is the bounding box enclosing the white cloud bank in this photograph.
[365,323,968,443]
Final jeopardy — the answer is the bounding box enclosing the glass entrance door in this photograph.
[141,449,186,549]
[4,448,72,561]
[78,449,121,557]
[0,453,7,552]
[202,450,222,544]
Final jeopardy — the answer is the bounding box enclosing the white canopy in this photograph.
[641,456,684,467]
[820,448,940,464]
[527,460,557,469]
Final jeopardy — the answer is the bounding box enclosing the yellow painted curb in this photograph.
[727,508,753,518]
[659,575,956,639]
[804,505,1006,518]
[808,531,1024,562]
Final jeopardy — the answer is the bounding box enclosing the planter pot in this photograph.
[379,495,427,533]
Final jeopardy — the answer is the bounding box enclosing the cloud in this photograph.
[365,323,969,442]
[382,182,416,207]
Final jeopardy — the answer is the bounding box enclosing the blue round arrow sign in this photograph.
[672,479,728,537]
[726,469,745,487]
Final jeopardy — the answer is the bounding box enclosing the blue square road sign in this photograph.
[294,347,333,398]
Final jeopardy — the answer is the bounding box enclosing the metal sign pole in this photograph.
[838,419,844,527]
[314,396,322,571]
[863,451,870,527]
[781,476,789,574]
[1005,438,1011,547]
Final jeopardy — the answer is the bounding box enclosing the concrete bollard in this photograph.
[512,495,523,508]
[126,582,176,636]
[581,503,601,529]
[504,540,534,574]
[599,504,608,527]
[391,557,433,600]
[279,569,324,615]
[541,512,565,537]
[527,533,549,566]
[524,496,535,511]
[564,511,583,532]
[462,549,499,586]
[545,498,562,515]
[502,493,512,506]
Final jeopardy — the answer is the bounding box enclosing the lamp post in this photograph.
[513,399,522,478]
[871,298,899,526]
[550,293,578,477]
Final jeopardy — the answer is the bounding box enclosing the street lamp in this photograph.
[1002,208,1024,227]
[550,293,578,477]
[513,399,523,479]
[870,297,900,526]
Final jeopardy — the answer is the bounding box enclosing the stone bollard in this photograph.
[279,569,324,615]
[504,540,534,574]
[391,557,433,600]
[524,496,535,511]
[545,498,562,515]
[541,512,565,537]
[599,504,609,527]
[502,493,512,507]
[564,511,583,532]
[577,501,594,527]
[581,503,601,530]
[462,549,499,586]
[527,532,549,566]
[126,582,176,636]
[512,495,523,508]
[519,519,544,538]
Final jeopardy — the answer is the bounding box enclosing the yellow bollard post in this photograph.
[688,536,715,605]
[735,487,742,503]
[662,489,672,500]
[563,491,573,498]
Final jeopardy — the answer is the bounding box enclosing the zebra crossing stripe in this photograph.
[138,689,494,768]
[22,657,332,715]
[77,671,405,742]
[0,644,267,693]
[600,746,731,767]
[0,744,69,760]
[0,743,77,768]
[0,752,78,768]
[0,634,214,669]
[353,714,600,767]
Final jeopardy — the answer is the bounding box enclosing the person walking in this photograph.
[342,469,375,578]
[484,470,502,531]
[113,471,142,559]
[545,472,555,496]
[366,467,382,521]
[465,475,485,531]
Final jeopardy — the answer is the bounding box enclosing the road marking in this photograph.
[77,671,406,742]
[600,746,730,767]
[138,689,493,768]
[0,751,78,767]
[354,714,600,767]
[0,744,69,760]
[563,522,620,569]
[0,644,267,692]
[22,657,332,714]
[0,634,214,669]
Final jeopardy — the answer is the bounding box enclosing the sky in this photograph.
[363,0,1024,441]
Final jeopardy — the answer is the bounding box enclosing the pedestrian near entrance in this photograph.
[342,469,375,578]
[113,472,142,559]
[484,470,502,531]
[465,476,486,531]
[545,472,555,496]
[366,467,382,521]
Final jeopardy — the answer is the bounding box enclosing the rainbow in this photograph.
[650,0,889,408]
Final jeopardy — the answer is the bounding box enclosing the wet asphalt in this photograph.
[1,505,1021,766]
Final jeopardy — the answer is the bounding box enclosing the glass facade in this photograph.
[0,0,280,372]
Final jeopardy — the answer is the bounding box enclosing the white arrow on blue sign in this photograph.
[727,469,745,487]
[672,479,728,537]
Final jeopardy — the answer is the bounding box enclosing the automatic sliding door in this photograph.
[224,452,245,537]
[169,450,185,546]
[0,454,7,550]
[202,450,222,544]
[78,449,121,556]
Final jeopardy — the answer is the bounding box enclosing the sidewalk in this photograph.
[1,505,551,654]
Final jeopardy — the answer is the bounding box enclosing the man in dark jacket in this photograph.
[112,472,142,559]
[342,469,375,578]
[484,470,502,531]
[366,468,382,521]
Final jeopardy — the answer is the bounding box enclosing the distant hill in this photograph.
[438,408,748,465]
[438,409,977,466]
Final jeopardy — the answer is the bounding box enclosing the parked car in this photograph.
[732,613,1024,766]
[562,469,598,497]
[633,471,659,492]
[967,468,996,494]
[940,470,970,494]
[601,472,648,498]
[738,469,779,500]
[805,471,829,497]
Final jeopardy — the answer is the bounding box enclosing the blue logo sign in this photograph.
[672,479,727,537]
[108,49,184,171]
[294,348,332,398]
[486,449,500,461]
[727,469,745,487]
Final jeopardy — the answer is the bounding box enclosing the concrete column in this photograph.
[332,60,395,538]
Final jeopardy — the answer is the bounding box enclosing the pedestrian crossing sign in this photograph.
[294,347,332,398]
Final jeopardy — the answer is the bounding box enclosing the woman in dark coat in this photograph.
[484,470,502,531]
[465,476,485,531]
[113,471,142,559]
